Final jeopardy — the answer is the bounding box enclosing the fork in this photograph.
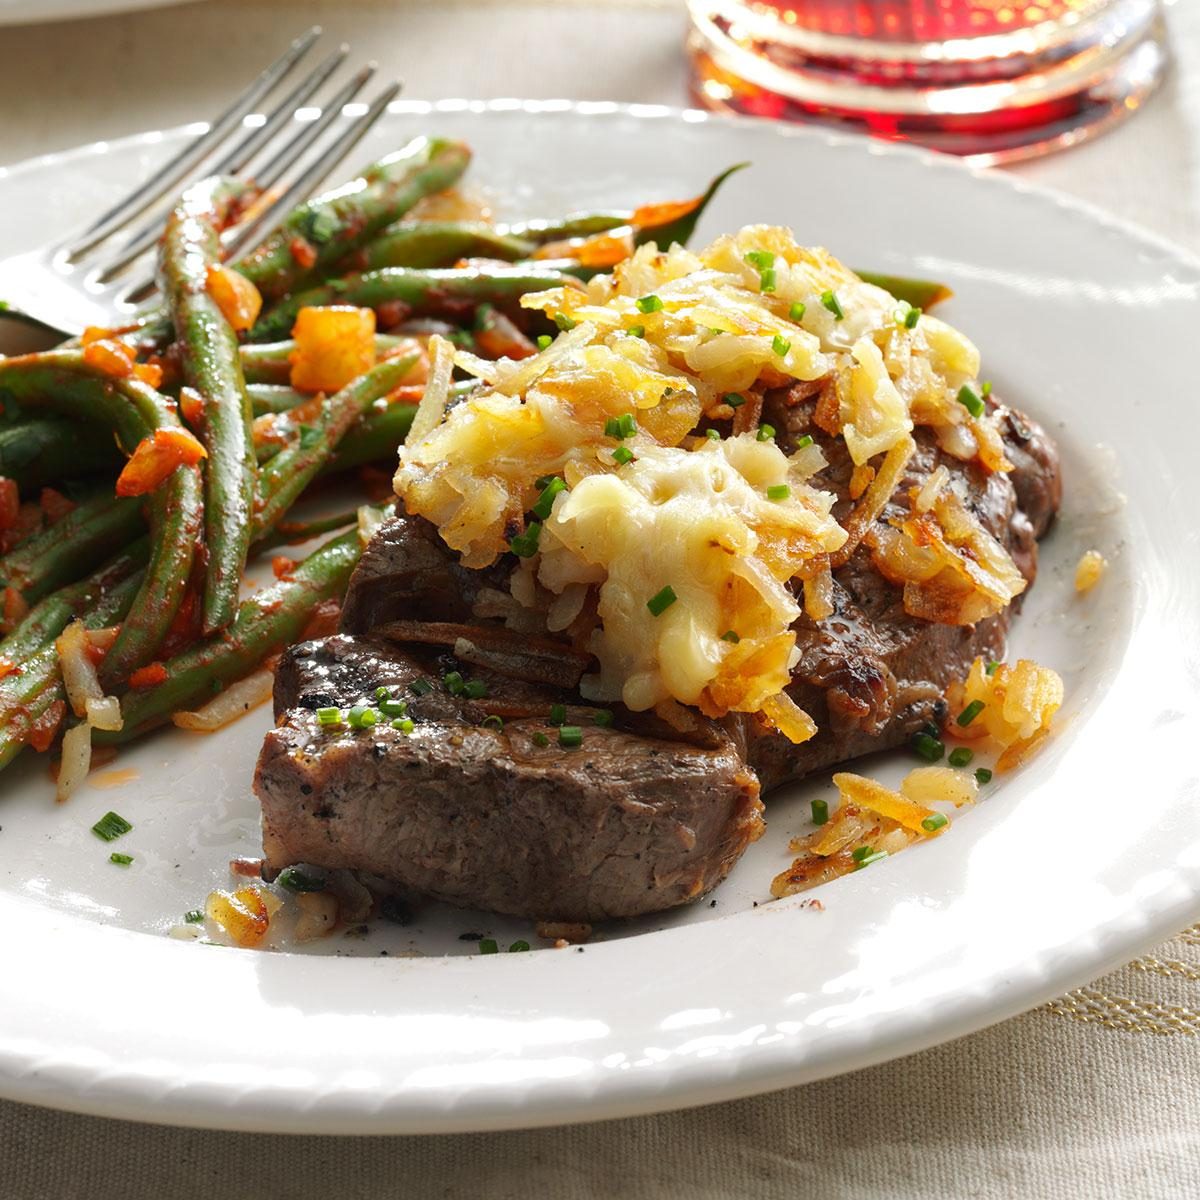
[0,27,401,338]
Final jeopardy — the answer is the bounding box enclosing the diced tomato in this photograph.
[158,591,201,661]
[0,657,15,680]
[28,700,65,753]
[81,326,114,346]
[128,662,169,689]
[2,586,28,630]
[39,487,76,525]
[532,230,632,269]
[374,300,408,330]
[0,478,18,530]
[0,502,43,554]
[271,555,296,580]
[289,237,318,269]
[475,314,536,361]
[82,338,136,379]
[132,361,164,389]
[288,305,377,393]
[205,263,263,332]
[115,428,207,497]
[178,386,206,430]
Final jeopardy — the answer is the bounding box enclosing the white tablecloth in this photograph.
[1,2,1198,1196]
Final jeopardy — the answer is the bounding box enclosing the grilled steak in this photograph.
[254,396,1060,922]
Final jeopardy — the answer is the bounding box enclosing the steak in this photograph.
[254,395,1060,922]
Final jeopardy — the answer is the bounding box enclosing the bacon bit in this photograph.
[299,598,341,641]
[848,464,875,501]
[28,700,65,753]
[39,487,76,525]
[289,236,318,269]
[115,427,207,497]
[82,338,136,378]
[178,386,205,430]
[206,263,263,332]
[271,555,296,580]
[0,478,18,530]
[2,586,28,631]
[128,662,168,689]
[132,361,164,389]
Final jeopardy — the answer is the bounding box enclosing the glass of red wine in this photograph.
[686,0,1168,163]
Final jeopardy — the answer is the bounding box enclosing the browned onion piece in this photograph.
[830,434,915,570]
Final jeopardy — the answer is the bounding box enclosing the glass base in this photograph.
[686,1,1169,165]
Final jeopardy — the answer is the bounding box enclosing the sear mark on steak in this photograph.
[255,394,1061,922]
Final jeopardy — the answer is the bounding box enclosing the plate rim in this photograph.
[2,98,1199,1135]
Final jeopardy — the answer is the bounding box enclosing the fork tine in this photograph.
[92,42,351,285]
[250,62,377,192]
[65,26,322,261]
[115,78,401,310]
[222,80,403,267]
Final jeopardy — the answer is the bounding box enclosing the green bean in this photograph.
[0,350,203,685]
[252,354,417,540]
[0,492,144,605]
[247,384,307,416]
[240,335,409,387]
[162,175,257,635]
[249,265,573,342]
[253,508,360,553]
[235,137,472,302]
[0,418,121,490]
[349,222,534,273]
[0,537,150,665]
[100,526,367,741]
[853,271,953,311]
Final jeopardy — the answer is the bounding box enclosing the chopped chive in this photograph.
[348,705,376,729]
[109,852,133,866]
[536,334,552,350]
[409,677,433,696]
[956,699,985,727]
[744,249,775,270]
[393,717,415,734]
[558,725,583,748]
[277,865,326,893]
[482,714,504,730]
[725,393,746,408]
[903,306,921,329]
[720,629,740,643]
[767,483,790,501]
[957,385,985,418]
[912,731,945,762]
[463,680,488,700]
[617,412,637,438]
[375,686,391,702]
[647,585,677,616]
[706,429,721,441]
[554,313,576,332]
[820,290,845,320]
[316,706,343,726]
[947,746,974,768]
[986,660,1001,675]
[759,267,777,293]
[794,434,814,449]
[612,445,635,465]
[509,940,531,952]
[593,709,614,727]
[91,811,132,842]
[532,476,567,519]
[443,671,465,695]
[854,849,889,870]
[921,813,949,833]
[851,845,873,863]
[626,324,645,338]
[604,415,628,439]
[535,473,557,489]
[549,703,567,726]
[811,798,829,826]
[478,938,499,955]
[184,909,204,924]
[636,294,663,314]
[509,521,542,558]
[532,731,550,747]
[757,424,776,443]
[379,699,408,718]
[981,380,993,396]
[789,301,806,322]
[975,767,993,784]
[771,333,791,357]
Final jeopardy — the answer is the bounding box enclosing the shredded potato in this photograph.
[1075,549,1107,593]
[396,224,1024,738]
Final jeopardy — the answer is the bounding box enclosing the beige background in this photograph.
[1,2,1198,1196]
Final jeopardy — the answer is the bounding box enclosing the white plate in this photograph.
[1,100,1198,1135]
[0,0,195,26]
